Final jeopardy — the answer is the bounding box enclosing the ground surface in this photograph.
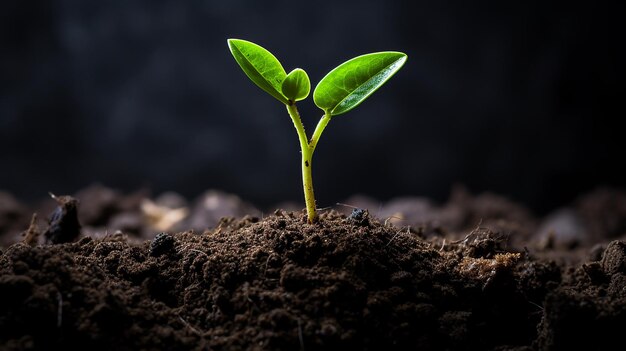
[1,185,626,350]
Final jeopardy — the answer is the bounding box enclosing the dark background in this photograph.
[1,0,624,214]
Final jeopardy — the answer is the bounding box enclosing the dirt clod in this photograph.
[149,232,176,257]
[43,195,81,244]
[601,240,626,275]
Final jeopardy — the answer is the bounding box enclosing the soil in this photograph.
[1,184,626,350]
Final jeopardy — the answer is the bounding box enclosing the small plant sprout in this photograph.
[228,38,407,223]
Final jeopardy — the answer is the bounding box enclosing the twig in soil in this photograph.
[177,244,209,260]
[317,205,333,212]
[297,318,305,351]
[452,231,474,245]
[211,221,227,236]
[262,252,274,279]
[384,214,406,226]
[22,213,40,246]
[451,219,485,245]
[528,300,544,311]
[386,226,410,247]
[336,202,361,212]
[179,316,202,336]
[189,249,209,258]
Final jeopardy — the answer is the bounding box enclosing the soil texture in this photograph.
[1,185,626,350]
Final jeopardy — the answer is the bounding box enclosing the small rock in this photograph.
[44,194,81,244]
[149,232,175,257]
[601,240,626,275]
[348,208,369,225]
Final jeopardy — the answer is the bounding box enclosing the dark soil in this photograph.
[1,185,626,350]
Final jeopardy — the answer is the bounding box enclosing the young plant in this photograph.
[228,39,407,223]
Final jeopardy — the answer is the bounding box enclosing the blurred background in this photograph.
[1,0,624,214]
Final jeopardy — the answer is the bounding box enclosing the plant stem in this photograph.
[310,112,332,153]
[286,104,331,223]
[286,104,309,155]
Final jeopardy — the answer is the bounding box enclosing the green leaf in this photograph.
[313,52,407,116]
[227,39,289,104]
[281,68,310,102]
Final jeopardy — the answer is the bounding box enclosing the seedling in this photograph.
[228,39,407,223]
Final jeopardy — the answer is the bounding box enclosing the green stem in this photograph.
[286,104,309,154]
[285,105,332,223]
[310,112,332,153]
[286,103,316,223]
